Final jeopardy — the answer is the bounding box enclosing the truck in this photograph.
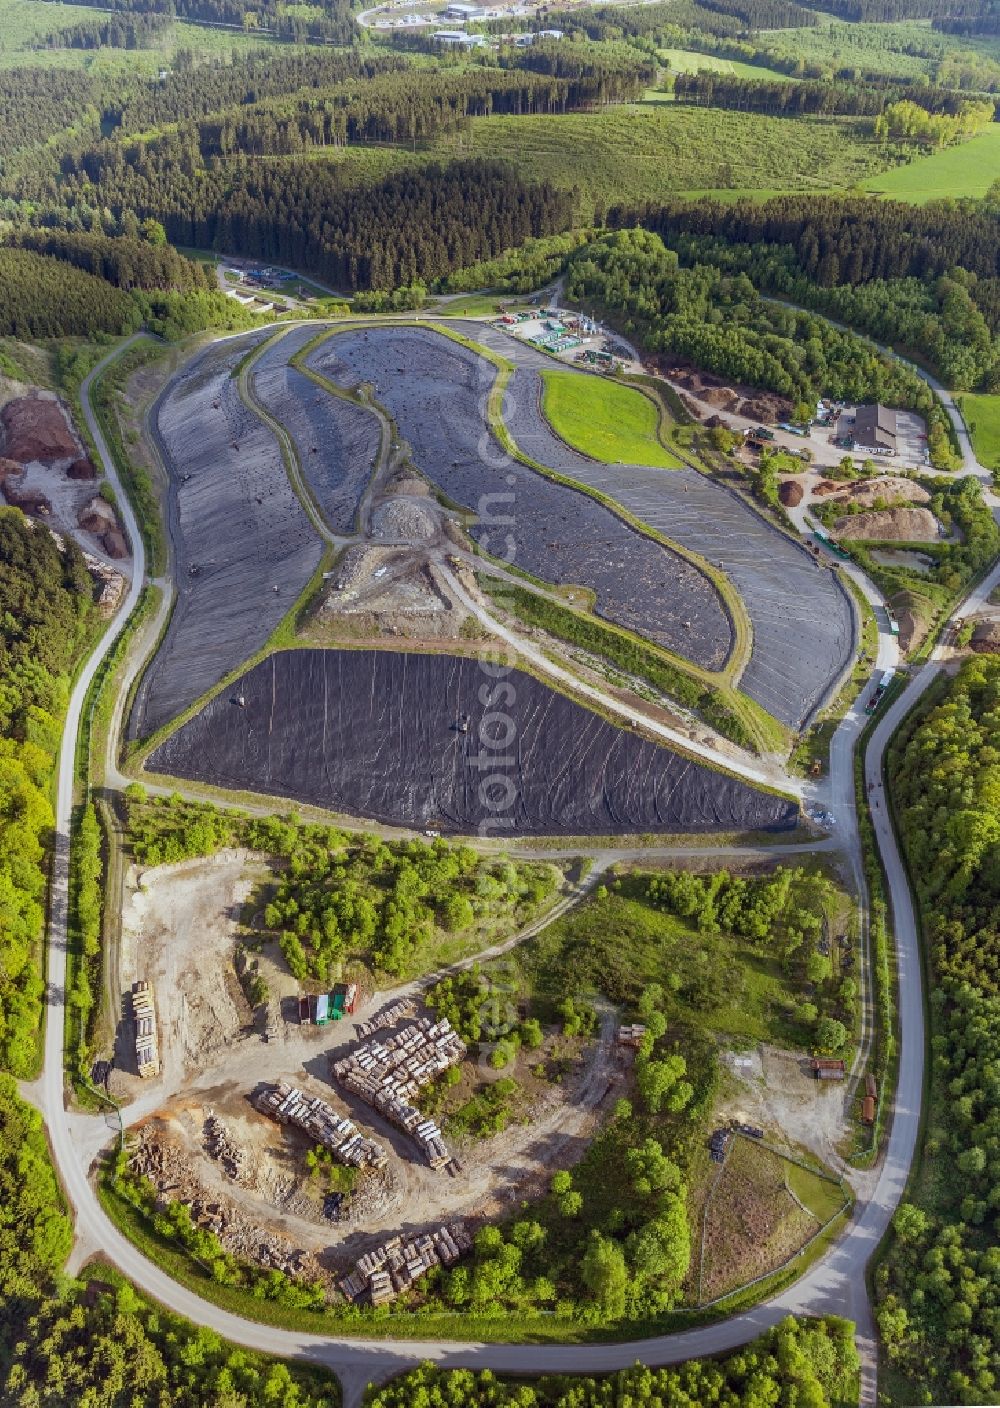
[865,669,895,715]
[311,992,331,1026]
[885,606,900,636]
[298,995,311,1024]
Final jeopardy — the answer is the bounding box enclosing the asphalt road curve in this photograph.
[149,647,799,835]
[307,328,734,671]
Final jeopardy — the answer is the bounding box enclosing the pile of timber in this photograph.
[332,1018,466,1169]
[339,1223,473,1305]
[133,980,160,1078]
[255,1082,387,1168]
[356,997,416,1039]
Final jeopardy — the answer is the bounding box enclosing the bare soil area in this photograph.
[112,849,623,1273]
[716,1043,849,1169]
[833,506,940,542]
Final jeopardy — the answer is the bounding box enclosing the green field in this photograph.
[957,392,1000,470]
[0,0,297,69]
[863,125,1000,203]
[432,107,899,213]
[540,369,679,468]
[658,46,794,81]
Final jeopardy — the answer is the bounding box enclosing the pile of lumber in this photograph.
[255,1082,387,1168]
[332,1018,466,1169]
[339,1223,473,1304]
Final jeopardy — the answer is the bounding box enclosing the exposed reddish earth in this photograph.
[68,456,97,480]
[0,392,79,465]
[779,480,804,507]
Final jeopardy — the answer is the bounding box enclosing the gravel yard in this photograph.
[149,647,798,836]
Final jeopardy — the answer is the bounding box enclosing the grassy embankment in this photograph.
[539,369,681,469]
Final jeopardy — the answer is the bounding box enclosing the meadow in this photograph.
[862,124,1000,204]
[657,46,794,81]
[956,392,1000,471]
[540,369,679,468]
[434,106,900,214]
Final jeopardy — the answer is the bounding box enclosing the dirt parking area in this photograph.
[716,1043,850,1168]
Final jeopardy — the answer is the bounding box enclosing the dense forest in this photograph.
[366,1318,859,1407]
[32,156,575,291]
[563,228,962,461]
[881,658,1000,1403]
[0,511,96,1075]
[612,195,1000,287]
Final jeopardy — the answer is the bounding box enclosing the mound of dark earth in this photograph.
[0,392,78,465]
[150,649,798,837]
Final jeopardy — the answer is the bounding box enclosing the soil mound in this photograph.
[971,620,1000,654]
[834,507,939,542]
[0,392,77,465]
[779,480,804,507]
[104,529,128,559]
[68,456,97,480]
[830,476,929,508]
[79,496,117,533]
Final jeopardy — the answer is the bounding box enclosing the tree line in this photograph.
[31,11,171,50]
[880,657,1000,1404]
[673,70,998,120]
[8,227,214,292]
[31,0,358,45]
[184,67,645,157]
[366,1318,860,1407]
[36,155,576,292]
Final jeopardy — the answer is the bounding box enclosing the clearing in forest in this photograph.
[539,370,679,469]
[956,392,1000,471]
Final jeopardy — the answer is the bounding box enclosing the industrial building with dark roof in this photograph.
[851,404,898,455]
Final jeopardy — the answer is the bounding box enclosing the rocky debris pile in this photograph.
[356,997,415,1039]
[78,494,129,559]
[661,363,791,424]
[2,477,51,515]
[339,1223,473,1305]
[332,1018,466,1170]
[255,1082,388,1169]
[971,619,1000,654]
[204,1111,244,1180]
[833,506,939,543]
[829,476,929,508]
[779,480,804,507]
[0,392,79,466]
[129,1127,327,1283]
[370,498,437,542]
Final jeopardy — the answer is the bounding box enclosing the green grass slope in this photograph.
[862,125,1000,203]
[540,370,680,467]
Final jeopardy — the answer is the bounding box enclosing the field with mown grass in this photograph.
[861,124,1000,203]
[540,369,679,468]
[957,392,1000,471]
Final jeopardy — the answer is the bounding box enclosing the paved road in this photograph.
[33,329,989,1408]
